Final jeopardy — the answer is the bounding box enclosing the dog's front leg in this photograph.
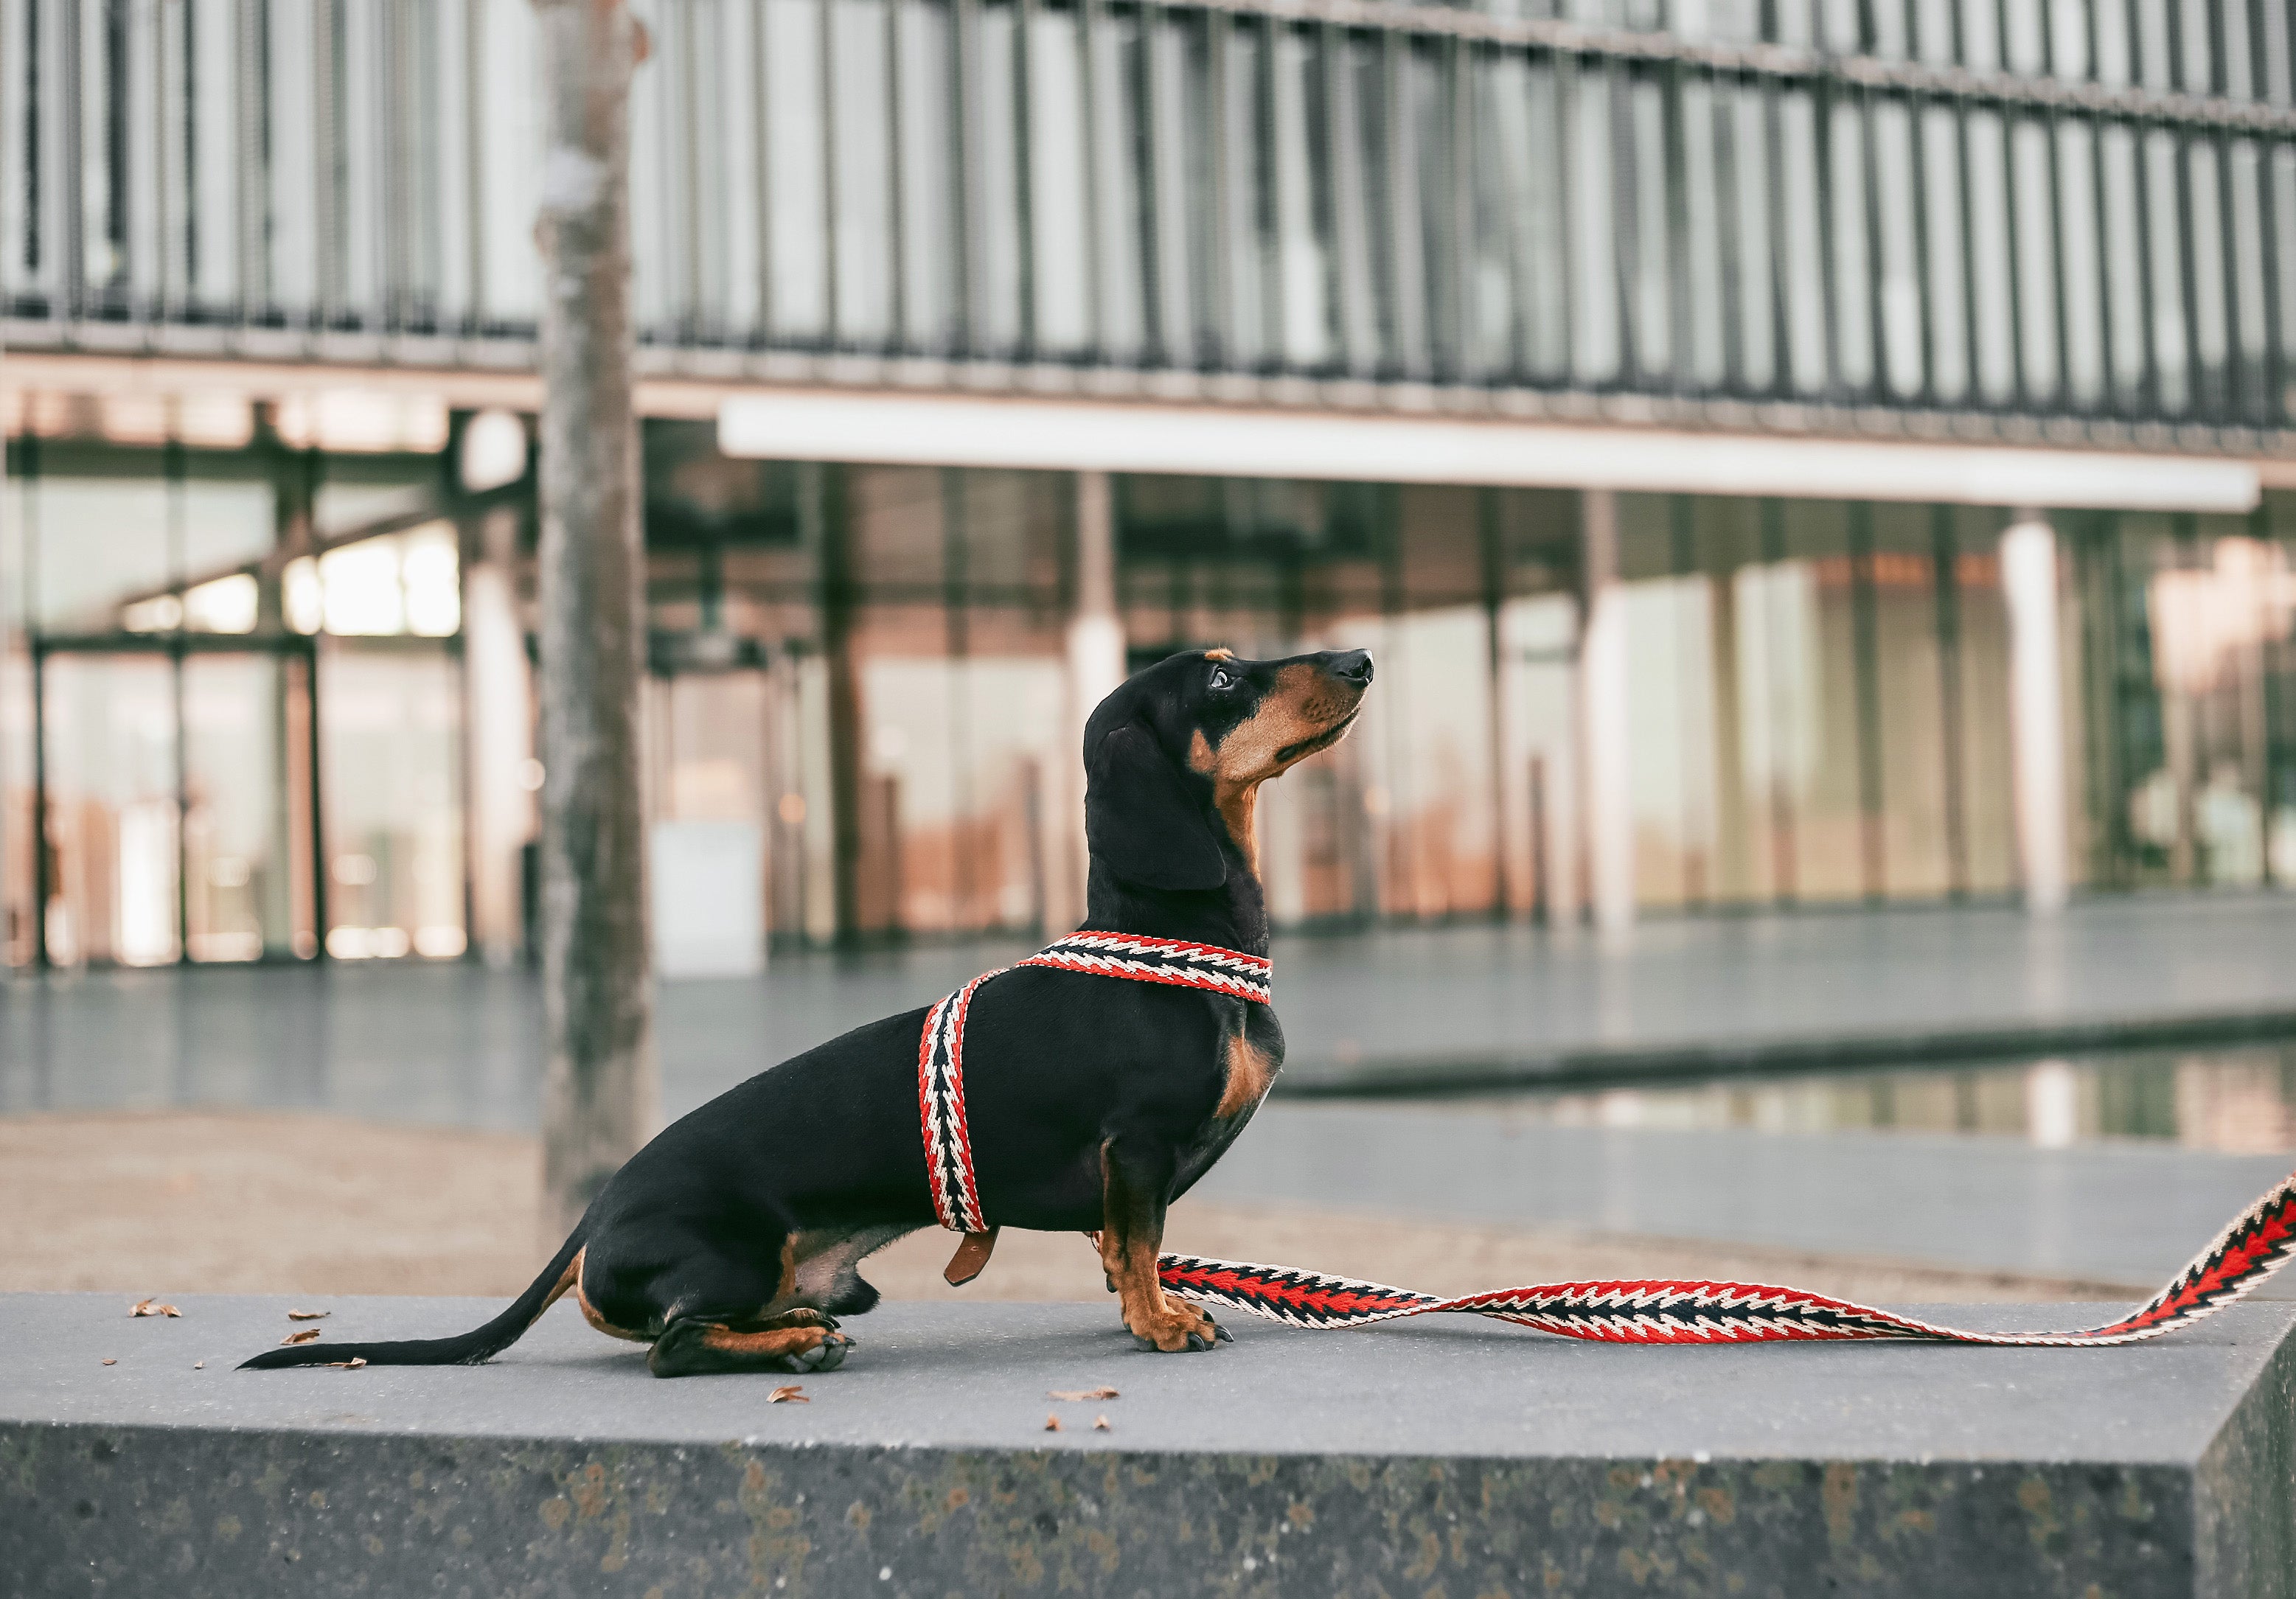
[1099,1138,1229,1352]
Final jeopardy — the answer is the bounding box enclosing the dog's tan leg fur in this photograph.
[1099,1143,1220,1352]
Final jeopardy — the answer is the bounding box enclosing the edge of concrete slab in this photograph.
[1279,1007,2296,1096]
[7,1295,2296,1598]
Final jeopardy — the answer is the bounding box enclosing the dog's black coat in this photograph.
[243,646,1370,1375]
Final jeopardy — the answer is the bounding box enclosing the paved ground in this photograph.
[7,893,2296,1125]
[0,1109,2138,1305]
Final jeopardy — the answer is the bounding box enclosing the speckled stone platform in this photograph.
[4,1292,2293,1598]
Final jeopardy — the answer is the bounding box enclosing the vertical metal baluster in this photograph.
[60,0,83,318]
[1206,10,1231,371]
[1314,20,1347,377]
[950,0,978,356]
[820,0,840,349]
[1258,11,1281,375]
[1860,80,1888,405]
[1609,54,1637,390]
[2213,123,2245,422]
[1662,49,1691,395]
[2258,130,2288,432]
[2164,17,2205,419]
[2089,104,2119,419]
[465,0,487,331]
[1447,32,1474,386]
[1762,64,1794,399]
[1136,0,1165,368]
[886,0,909,353]
[1712,67,1746,393]
[1012,0,1037,362]
[681,7,706,340]
[1904,13,1939,407]
[1811,61,1842,403]
[751,0,773,344]
[1077,0,1103,362]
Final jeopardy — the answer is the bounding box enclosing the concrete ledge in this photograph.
[5,1293,2295,1598]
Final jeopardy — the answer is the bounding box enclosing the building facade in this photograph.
[3,0,2294,969]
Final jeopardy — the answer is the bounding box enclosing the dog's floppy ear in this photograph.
[1085,722,1228,891]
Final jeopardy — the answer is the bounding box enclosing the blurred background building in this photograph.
[2,0,2293,976]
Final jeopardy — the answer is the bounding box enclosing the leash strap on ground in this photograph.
[922,941,2296,1345]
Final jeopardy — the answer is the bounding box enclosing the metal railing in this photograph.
[3,0,2291,445]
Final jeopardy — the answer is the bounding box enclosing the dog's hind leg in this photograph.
[647,1315,854,1378]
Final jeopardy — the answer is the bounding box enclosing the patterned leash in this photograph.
[921,935,2296,1346]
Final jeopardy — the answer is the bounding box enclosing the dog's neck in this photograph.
[1081,809,1270,956]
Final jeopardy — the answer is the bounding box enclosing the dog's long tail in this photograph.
[238,1224,588,1370]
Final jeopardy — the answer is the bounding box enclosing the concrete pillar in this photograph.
[463,507,536,966]
[1578,489,1635,938]
[2001,512,2069,916]
[1060,471,1126,930]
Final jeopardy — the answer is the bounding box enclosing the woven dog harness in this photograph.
[920,936,2296,1345]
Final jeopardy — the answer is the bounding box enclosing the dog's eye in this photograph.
[1208,667,1234,691]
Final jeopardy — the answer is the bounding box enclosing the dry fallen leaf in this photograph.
[129,1299,181,1319]
[326,1358,369,1370]
[280,1328,322,1346]
[768,1385,808,1404]
[101,1358,116,1366]
[1048,1387,1118,1401]
[286,1309,330,1322]
[1043,1414,1063,1432]
[1093,1415,1112,1432]
[194,1362,205,1370]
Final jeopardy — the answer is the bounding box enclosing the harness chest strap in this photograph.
[919,938,2296,1344]
[916,932,1273,1283]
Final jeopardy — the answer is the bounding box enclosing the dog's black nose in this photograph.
[1329,649,1374,686]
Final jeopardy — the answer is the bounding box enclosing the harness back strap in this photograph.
[919,937,2296,1345]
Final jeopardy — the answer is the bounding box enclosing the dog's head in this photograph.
[1082,647,1373,891]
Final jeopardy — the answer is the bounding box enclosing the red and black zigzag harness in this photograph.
[920,934,2296,1346]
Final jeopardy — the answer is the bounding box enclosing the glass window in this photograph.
[1728,82,1778,392]
[1778,89,1827,393]
[39,655,180,966]
[318,644,466,960]
[184,655,295,961]
[2186,139,2229,413]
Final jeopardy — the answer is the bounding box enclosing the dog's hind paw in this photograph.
[648,1318,856,1379]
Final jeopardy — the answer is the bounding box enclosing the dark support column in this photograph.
[1478,487,1508,918]
[1847,501,1885,901]
[1930,504,1969,898]
[815,464,866,945]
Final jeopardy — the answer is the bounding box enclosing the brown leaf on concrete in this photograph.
[129,1298,181,1318]
[280,1327,322,1346]
[1048,1387,1118,1401]
[1043,1414,1062,1432]
[100,1358,116,1366]
[1093,1415,1112,1432]
[326,1358,368,1370]
[768,1385,808,1404]
[287,1309,330,1321]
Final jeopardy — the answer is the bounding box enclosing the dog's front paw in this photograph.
[1126,1301,1226,1354]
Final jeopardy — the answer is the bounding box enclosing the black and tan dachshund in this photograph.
[244,646,1371,1377]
